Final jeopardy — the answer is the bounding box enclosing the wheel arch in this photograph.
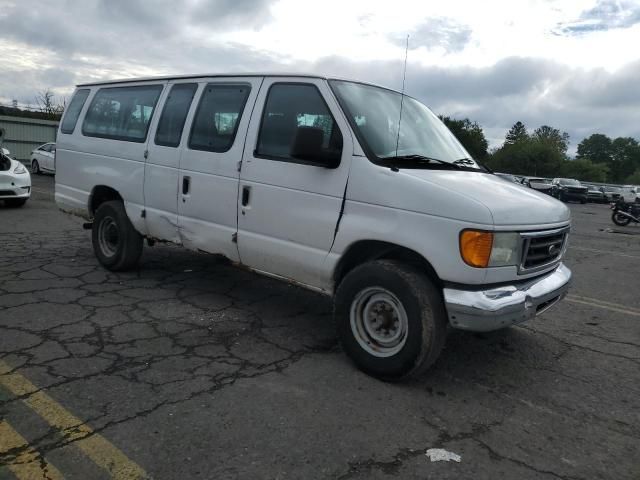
[88,185,123,217]
[333,240,442,292]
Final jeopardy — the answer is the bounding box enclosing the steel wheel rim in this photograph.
[98,216,119,257]
[350,287,408,358]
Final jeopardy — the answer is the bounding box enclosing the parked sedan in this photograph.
[600,186,622,203]
[619,186,639,204]
[551,178,588,203]
[584,184,607,203]
[30,142,56,174]
[0,148,31,207]
[521,177,553,195]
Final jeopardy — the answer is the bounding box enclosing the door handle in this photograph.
[182,176,191,195]
[241,185,251,207]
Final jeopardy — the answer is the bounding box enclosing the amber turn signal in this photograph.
[460,230,494,268]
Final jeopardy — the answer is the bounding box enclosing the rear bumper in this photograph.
[443,263,572,332]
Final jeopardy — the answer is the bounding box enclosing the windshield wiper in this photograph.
[379,154,464,170]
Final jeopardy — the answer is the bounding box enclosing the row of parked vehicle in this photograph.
[495,173,639,204]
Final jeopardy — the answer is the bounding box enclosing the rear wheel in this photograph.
[31,159,40,174]
[612,211,631,226]
[92,200,143,271]
[334,260,447,381]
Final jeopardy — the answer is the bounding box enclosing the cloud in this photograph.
[553,0,640,35]
[190,0,274,29]
[390,18,472,53]
[0,0,638,153]
[304,55,640,150]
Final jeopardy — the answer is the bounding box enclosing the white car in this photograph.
[55,73,572,380]
[0,148,31,207]
[620,186,639,203]
[30,142,56,174]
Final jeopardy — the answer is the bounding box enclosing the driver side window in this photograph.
[256,83,342,164]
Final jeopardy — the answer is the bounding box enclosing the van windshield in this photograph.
[330,80,480,170]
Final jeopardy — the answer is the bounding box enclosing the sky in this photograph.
[0,0,639,151]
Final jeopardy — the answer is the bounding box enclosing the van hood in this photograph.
[402,170,570,227]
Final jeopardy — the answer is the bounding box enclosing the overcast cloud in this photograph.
[1,0,639,151]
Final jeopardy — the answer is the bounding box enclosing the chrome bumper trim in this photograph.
[443,263,572,332]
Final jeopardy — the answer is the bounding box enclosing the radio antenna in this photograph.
[394,34,409,158]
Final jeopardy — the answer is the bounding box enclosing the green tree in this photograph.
[439,116,489,159]
[488,123,568,176]
[505,121,528,145]
[610,137,640,182]
[576,134,613,164]
[560,159,609,182]
[533,125,569,155]
[626,169,640,185]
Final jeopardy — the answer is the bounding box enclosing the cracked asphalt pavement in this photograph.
[1,174,639,479]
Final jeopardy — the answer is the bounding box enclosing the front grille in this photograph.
[0,190,16,196]
[520,228,568,272]
[567,187,586,194]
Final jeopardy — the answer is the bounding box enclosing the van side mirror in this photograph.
[290,126,340,169]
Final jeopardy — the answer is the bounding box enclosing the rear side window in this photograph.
[82,85,163,142]
[60,89,90,134]
[189,84,250,153]
[155,83,198,147]
[256,83,342,162]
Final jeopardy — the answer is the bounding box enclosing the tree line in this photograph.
[440,116,640,184]
[1,89,65,121]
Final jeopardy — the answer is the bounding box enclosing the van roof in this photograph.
[76,72,398,93]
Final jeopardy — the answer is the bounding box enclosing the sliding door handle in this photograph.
[241,185,251,206]
[182,176,191,195]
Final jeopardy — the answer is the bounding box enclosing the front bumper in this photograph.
[443,263,572,332]
[0,174,31,199]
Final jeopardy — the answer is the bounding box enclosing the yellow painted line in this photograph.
[0,420,64,480]
[566,295,640,318]
[0,362,148,480]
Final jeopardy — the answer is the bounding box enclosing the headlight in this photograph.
[460,230,521,268]
[13,163,27,174]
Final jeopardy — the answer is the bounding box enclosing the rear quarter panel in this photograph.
[55,83,167,233]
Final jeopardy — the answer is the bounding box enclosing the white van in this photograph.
[55,73,572,380]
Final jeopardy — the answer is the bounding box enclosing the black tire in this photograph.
[580,198,587,204]
[334,260,447,381]
[558,192,565,202]
[5,198,27,207]
[31,159,40,175]
[92,200,143,271]
[612,211,631,227]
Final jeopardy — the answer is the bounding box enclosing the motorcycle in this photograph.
[611,199,640,226]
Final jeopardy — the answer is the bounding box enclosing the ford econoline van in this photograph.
[55,73,572,380]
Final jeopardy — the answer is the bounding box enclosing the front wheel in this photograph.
[31,159,40,175]
[612,211,631,226]
[92,200,143,271]
[334,260,447,381]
